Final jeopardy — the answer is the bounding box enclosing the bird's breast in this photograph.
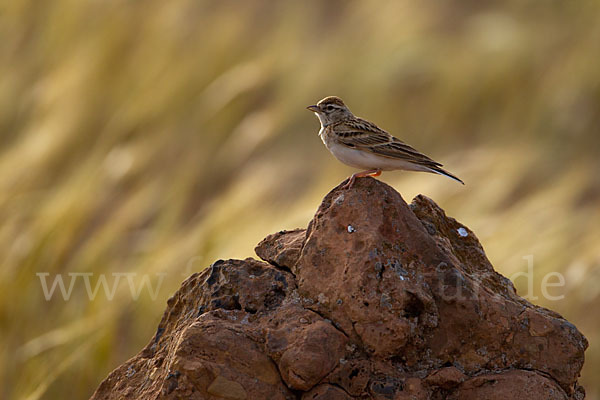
[323,135,427,172]
[326,140,379,169]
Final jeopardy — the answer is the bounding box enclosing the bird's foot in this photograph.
[342,169,382,189]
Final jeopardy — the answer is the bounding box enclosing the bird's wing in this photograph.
[331,118,442,166]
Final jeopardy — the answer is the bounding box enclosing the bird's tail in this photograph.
[427,166,465,185]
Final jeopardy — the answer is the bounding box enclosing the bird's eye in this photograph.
[325,105,334,112]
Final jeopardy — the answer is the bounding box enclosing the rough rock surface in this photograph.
[91,178,588,400]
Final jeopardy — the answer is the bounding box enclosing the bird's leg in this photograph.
[342,169,382,189]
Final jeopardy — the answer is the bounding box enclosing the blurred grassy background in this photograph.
[1,0,599,399]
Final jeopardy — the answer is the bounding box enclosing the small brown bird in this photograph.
[307,96,464,188]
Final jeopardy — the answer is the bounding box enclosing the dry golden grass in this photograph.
[1,1,599,399]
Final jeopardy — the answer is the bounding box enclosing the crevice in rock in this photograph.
[368,376,403,399]
[264,285,287,310]
[402,292,425,319]
[305,307,350,339]
[328,382,356,398]
[263,258,295,275]
[243,306,257,314]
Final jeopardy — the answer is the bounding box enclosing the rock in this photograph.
[301,384,353,400]
[449,370,570,400]
[90,178,588,399]
[255,228,305,270]
[207,376,247,399]
[277,319,347,390]
[424,366,466,390]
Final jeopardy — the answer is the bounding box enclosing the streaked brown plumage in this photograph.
[307,96,464,188]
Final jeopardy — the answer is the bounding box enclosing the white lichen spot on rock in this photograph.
[347,225,356,233]
[318,292,329,304]
[457,227,468,237]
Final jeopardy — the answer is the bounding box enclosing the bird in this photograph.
[307,96,464,189]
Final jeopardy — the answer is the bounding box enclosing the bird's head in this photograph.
[307,96,354,126]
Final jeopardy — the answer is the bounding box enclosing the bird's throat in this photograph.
[315,113,330,128]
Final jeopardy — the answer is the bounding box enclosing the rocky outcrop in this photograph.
[90,178,588,399]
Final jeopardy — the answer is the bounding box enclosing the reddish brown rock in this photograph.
[277,319,347,390]
[91,178,587,400]
[424,366,466,390]
[449,370,571,400]
[301,384,353,400]
[255,228,306,270]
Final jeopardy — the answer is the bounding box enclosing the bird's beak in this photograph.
[306,105,319,112]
